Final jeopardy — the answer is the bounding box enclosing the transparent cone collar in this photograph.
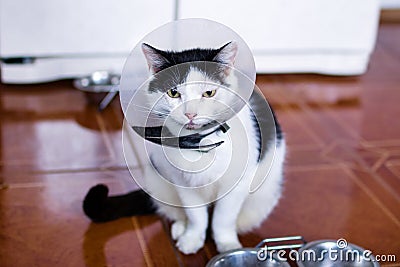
[119,18,278,206]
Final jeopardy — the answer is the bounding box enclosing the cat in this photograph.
[83,41,285,255]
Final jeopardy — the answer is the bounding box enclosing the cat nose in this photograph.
[185,113,197,120]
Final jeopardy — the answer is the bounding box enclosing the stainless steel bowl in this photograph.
[206,248,290,267]
[297,240,379,267]
[206,237,380,267]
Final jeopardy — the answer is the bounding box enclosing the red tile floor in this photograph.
[1,22,400,267]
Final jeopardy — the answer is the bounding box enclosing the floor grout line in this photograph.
[385,159,400,167]
[0,165,141,177]
[5,182,47,189]
[130,217,155,267]
[314,100,367,144]
[95,113,117,160]
[347,151,400,203]
[372,152,391,172]
[385,164,400,184]
[285,163,345,172]
[273,90,326,147]
[342,166,400,229]
[160,219,185,267]
[298,102,359,144]
[361,139,400,148]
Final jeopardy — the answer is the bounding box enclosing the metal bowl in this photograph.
[206,237,379,267]
[297,240,379,267]
[206,248,290,267]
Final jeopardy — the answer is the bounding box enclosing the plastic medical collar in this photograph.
[132,123,230,152]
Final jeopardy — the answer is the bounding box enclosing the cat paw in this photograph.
[176,231,205,254]
[215,239,242,253]
[171,221,186,240]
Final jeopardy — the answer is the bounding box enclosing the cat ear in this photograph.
[142,43,169,73]
[213,41,238,67]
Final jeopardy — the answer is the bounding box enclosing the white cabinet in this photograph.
[0,0,175,83]
[381,0,400,8]
[179,0,380,75]
[0,0,380,83]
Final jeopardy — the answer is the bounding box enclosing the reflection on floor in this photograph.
[1,23,400,267]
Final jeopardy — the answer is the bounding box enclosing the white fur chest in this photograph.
[147,106,259,189]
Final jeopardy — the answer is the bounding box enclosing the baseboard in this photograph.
[1,56,127,84]
[1,50,373,84]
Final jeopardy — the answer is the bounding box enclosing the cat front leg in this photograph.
[155,202,187,240]
[171,220,186,240]
[212,187,247,253]
[175,190,208,254]
[176,205,208,254]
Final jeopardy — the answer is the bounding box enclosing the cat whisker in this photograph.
[129,104,171,117]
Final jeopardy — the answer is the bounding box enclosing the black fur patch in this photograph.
[249,91,283,162]
[147,47,230,93]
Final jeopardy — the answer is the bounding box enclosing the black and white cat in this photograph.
[83,42,285,255]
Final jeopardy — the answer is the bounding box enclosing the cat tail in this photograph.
[83,184,157,223]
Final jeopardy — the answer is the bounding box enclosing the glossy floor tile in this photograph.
[1,22,400,267]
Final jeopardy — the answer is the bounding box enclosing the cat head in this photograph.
[141,42,239,135]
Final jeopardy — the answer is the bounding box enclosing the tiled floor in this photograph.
[1,22,400,267]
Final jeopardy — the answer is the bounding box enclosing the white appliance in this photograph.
[0,0,380,84]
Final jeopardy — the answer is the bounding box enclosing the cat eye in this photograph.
[167,88,181,98]
[202,89,217,98]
